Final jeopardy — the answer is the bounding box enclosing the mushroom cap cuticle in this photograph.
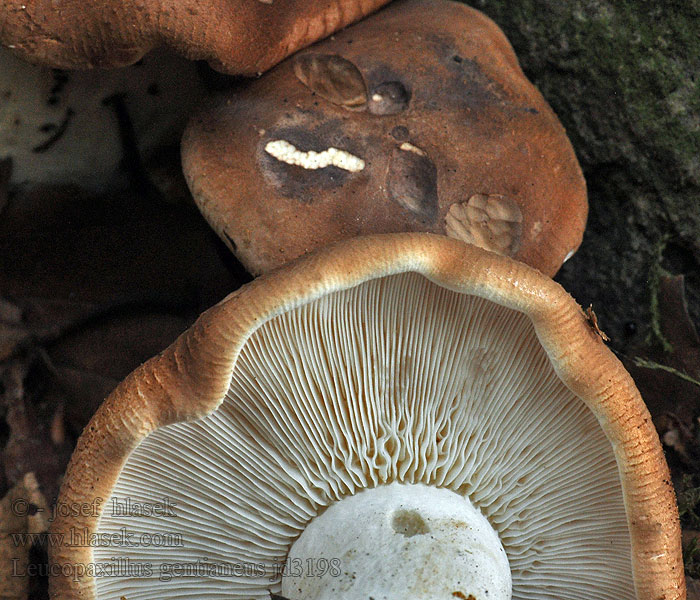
[1,0,393,75]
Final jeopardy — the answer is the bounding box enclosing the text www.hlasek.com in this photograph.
[11,527,184,550]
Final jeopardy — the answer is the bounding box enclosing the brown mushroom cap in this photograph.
[0,0,391,74]
[182,0,588,277]
[50,233,681,599]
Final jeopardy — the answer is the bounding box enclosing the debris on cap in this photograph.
[445,193,523,257]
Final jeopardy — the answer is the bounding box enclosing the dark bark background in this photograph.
[1,1,699,598]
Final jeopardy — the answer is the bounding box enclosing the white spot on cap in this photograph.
[265,140,365,172]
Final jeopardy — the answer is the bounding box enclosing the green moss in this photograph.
[468,0,700,342]
[686,537,700,579]
[473,0,700,187]
[647,234,673,352]
[679,474,700,530]
[677,475,700,577]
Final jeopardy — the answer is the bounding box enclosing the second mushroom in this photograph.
[182,0,588,277]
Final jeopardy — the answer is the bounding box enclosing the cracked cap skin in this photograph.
[49,233,683,600]
[0,0,392,74]
[182,0,588,277]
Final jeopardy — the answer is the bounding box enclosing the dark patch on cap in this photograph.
[293,54,368,108]
[445,57,503,113]
[260,121,365,203]
[424,33,540,116]
[390,126,410,141]
[368,81,410,115]
[386,145,438,221]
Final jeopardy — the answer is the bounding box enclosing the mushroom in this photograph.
[182,0,588,277]
[1,0,392,75]
[49,233,682,599]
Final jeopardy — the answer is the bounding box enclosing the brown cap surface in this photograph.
[182,0,588,277]
[0,0,391,74]
[49,233,681,599]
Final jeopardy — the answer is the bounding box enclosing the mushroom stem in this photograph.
[282,482,511,600]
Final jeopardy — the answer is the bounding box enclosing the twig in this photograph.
[632,356,700,389]
[647,234,673,353]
